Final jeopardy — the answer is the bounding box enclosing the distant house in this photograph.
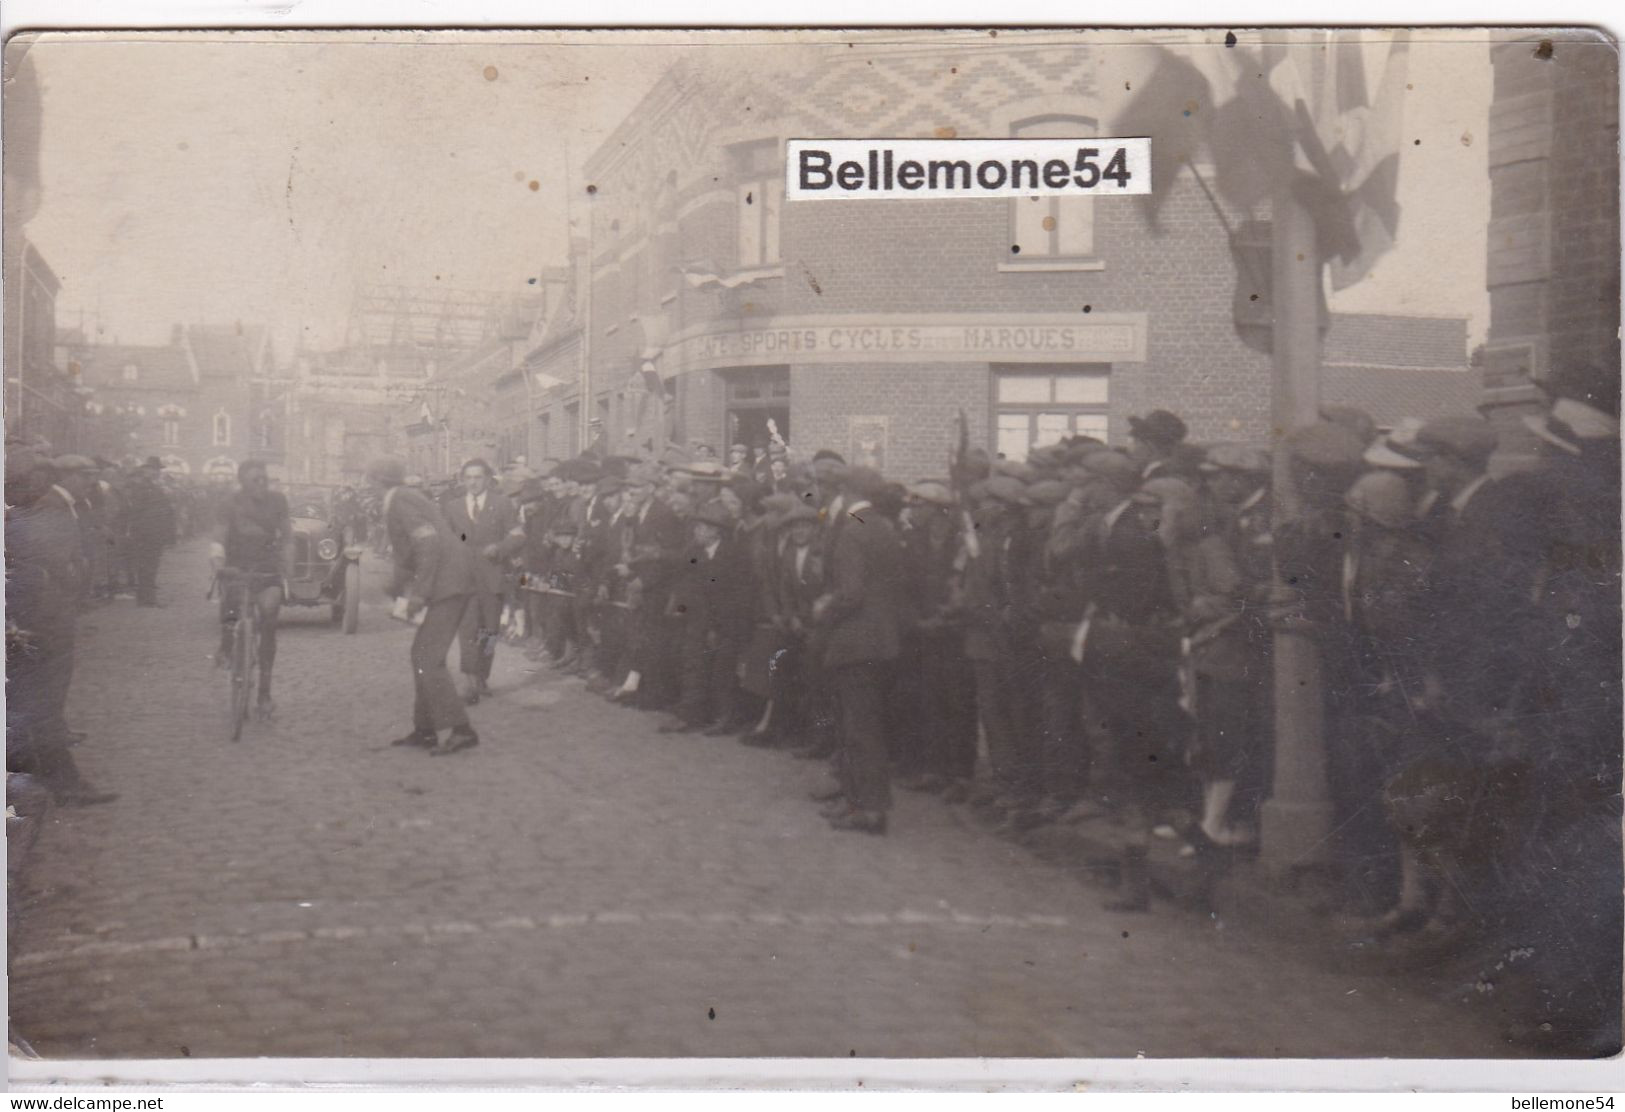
[62,322,277,478]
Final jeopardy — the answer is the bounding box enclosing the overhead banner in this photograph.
[787,138,1152,200]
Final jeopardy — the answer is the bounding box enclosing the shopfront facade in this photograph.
[531,43,1471,480]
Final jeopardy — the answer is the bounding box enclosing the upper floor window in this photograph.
[162,420,181,447]
[732,140,783,268]
[213,409,232,446]
[121,363,139,382]
[1009,115,1097,261]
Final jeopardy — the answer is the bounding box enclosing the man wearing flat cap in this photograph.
[1410,415,1533,722]
[958,472,1038,816]
[746,500,827,749]
[367,456,481,756]
[812,464,905,834]
[1075,468,1187,910]
[891,480,976,793]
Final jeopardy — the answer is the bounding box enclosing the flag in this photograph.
[1112,48,1221,228]
[1113,32,1409,289]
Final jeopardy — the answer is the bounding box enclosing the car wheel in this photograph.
[342,562,361,634]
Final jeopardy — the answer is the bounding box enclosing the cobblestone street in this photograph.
[9,540,1510,1060]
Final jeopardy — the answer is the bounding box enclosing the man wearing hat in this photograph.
[813,464,904,834]
[1127,408,1191,480]
[1070,468,1189,910]
[6,455,117,806]
[124,456,177,607]
[750,500,828,749]
[578,476,632,692]
[892,480,976,793]
[444,458,527,705]
[366,456,481,756]
[1411,415,1536,721]
[608,464,688,707]
[660,498,750,734]
[1193,443,1275,842]
[957,473,1038,815]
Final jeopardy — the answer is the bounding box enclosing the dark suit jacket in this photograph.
[820,511,903,670]
[6,489,85,628]
[124,476,177,546]
[1423,479,1533,715]
[674,535,752,640]
[442,490,524,595]
[385,486,474,603]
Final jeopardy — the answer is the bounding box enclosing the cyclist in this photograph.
[210,459,291,715]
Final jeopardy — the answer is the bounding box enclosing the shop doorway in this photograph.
[723,366,790,458]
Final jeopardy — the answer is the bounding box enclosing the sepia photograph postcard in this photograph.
[3,16,1621,1088]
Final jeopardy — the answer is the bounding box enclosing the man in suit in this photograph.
[367,456,480,756]
[751,500,827,750]
[611,464,687,706]
[1075,459,1190,911]
[660,498,751,734]
[6,455,116,805]
[815,466,904,835]
[124,457,177,607]
[1412,416,1531,720]
[443,458,526,705]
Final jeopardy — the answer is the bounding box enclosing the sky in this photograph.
[13,30,1492,359]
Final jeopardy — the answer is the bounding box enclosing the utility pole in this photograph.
[1258,183,1335,876]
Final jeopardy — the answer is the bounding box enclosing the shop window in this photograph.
[992,365,1109,460]
[1009,115,1097,260]
[732,140,783,268]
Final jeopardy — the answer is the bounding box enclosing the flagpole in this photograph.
[1259,181,1335,876]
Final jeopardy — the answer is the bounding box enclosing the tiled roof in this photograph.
[1323,364,1485,427]
[187,324,266,379]
[1323,313,1467,368]
[1319,312,1477,426]
[73,343,194,392]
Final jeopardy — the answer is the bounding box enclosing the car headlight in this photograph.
[316,538,339,561]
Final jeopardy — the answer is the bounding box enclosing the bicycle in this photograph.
[214,568,282,741]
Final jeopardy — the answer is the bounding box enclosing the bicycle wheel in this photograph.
[229,608,253,741]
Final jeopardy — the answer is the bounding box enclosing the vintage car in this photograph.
[284,485,363,633]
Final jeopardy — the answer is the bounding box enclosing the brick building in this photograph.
[61,323,280,479]
[522,45,1478,479]
[4,240,70,450]
[1482,33,1620,455]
